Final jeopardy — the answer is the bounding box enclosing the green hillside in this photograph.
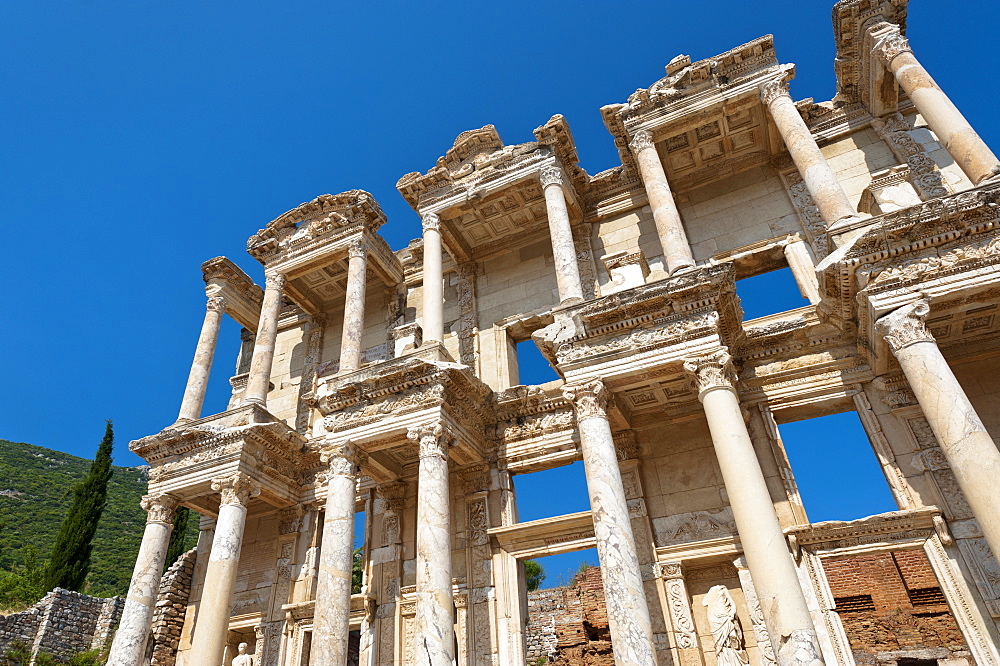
[0,439,198,598]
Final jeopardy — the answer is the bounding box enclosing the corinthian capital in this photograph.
[684,350,737,396]
[377,480,408,512]
[628,129,655,155]
[265,271,287,291]
[348,238,368,260]
[320,439,366,477]
[759,78,791,106]
[562,379,610,420]
[421,212,440,233]
[407,421,451,460]
[211,473,261,507]
[872,27,911,65]
[876,299,934,353]
[206,295,227,313]
[140,493,179,525]
[539,165,564,188]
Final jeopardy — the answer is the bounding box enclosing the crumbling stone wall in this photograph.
[149,547,197,666]
[525,566,612,665]
[823,549,972,665]
[0,588,123,660]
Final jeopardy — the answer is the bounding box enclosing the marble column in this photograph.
[312,440,364,665]
[761,78,858,227]
[562,380,657,666]
[540,165,585,304]
[629,130,695,275]
[783,240,820,305]
[684,351,825,666]
[420,212,445,346]
[106,494,178,666]
[877,299,1000,558]
[177,295,227,423]
[407,422,455,666]
[874,28,1000,185]
[244,272,285,406]
[190,473,260,666]
[339,239,369,373]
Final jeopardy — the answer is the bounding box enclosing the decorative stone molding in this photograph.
[628,129,654,155]
[420,212,440,232]
[871,113,950,199]
[876,299,934,352]
[320,439,365,477]
[406,421,451,460]
[211,473,261,507]
[561,380,609,420]
[264,272,286,291]
[206,296,227,313]
[377,481,407,513]
[872,28,912,66]
[460,464,491,494]
[140,493,179,525]
[683,350,737,396]
[348,238,368,259]
[759,77,790,107]
[613,430,640,461]
[539,165,563,188]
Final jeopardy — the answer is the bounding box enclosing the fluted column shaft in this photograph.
[540,165,584,303]
[629,130,695,274]
[190,474,260,666]
[877,300,1000,557]
[312,442,363,665]
[106,494,178,666]
[339,240,369,373]
[177,296,226,422]
[421,213,445,345]
[409,423,455,666]
[685,351,825,666]
[761,78,857,227]
[563,381,656,666]
[244,272,285,406]
[875,28,999,185]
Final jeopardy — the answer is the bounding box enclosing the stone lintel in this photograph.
[487,511,595,559]
[201,256,264,331]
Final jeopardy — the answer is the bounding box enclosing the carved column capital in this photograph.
[653,561,684,580]
[629,129,655,155]
[211,473,261,507]
[206,295,227,313]
[377,480,408,512]
[460,463,491,494]
[348,238,368,260]
[407,421,452,460]
[876,298,934,352]
[264,271,287,291]
[759,78,791,107]
[562,379,610,420]
[539,165,564,188]
[421,212,440,233]
[684,350,737,397]
[320,439,366,477]
[872,26,911,66]
[613,430,640,461]
[140,493,179,525]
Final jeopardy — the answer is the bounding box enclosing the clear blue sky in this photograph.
[2,1,995,588]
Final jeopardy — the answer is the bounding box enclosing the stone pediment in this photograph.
[437,125,504,173]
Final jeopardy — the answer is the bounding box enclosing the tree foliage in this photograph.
[352,546,363,594]
[524,559,545,592]
[163,506,191,573]
[44,421,116,592]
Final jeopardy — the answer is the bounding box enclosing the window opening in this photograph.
[203,316,244,416]
[736,266,810,320]
[777,411,897,522]
[512,461,590,522]
[514,339,560,386]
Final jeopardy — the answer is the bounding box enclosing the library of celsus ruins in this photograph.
[108,1,1000,664]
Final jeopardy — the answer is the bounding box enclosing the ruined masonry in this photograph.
[106,0,1000,664]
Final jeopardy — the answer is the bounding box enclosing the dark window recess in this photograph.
[835,594,876,613]
[908,587,948,607]
[897,659,938,666]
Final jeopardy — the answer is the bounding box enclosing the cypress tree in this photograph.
[163,507,191,573]
[44,421,115,592]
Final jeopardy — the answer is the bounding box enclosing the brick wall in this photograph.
[822,549,971,664]
[524,566,613,665]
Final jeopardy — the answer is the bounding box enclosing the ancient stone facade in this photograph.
[110,1,1000,665]
[0,588,123,661]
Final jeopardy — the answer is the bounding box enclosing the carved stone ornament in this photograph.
[406,421,450,460]
[628,129,654,155]
[264,271,287,291]
[876,298,935,352]
[420,211,440,233]
[140,493,179,524]
[211,472,261,507]
[377,480,407,512]
[759,78,790,107]
[348,238,368,260]
[320,439,364,477]
[539,165,564,188]
[206,295,227,313]
[561,379,610,420]
[683,350,737,396]
[873,28,912,65]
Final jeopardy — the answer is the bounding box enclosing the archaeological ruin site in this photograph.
[102,0,1000,664]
